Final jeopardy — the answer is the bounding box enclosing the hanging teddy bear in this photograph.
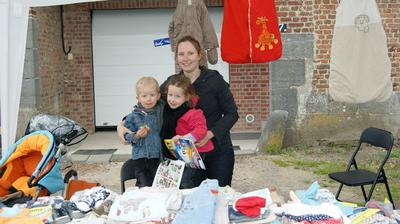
[168,0,219,69]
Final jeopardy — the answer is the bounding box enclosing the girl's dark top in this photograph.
[160,102,190,158]
[161,67,239,150]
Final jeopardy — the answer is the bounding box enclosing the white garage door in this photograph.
[92,8,228,127]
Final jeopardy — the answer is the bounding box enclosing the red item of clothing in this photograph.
[235,196,266,218]
[175,108,214,153]
[221,0,282,63]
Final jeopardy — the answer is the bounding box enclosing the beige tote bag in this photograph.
[329,0,393,103]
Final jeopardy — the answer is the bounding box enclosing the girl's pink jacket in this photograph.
[175,107,214,153]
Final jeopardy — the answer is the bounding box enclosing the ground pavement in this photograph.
[70,131,260,163]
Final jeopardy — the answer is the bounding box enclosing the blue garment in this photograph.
[172,179,219,224]
[296,181,355,216]
[295,181,321,205]
[124,102,163,160]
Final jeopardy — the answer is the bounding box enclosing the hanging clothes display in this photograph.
[221,0,282,64]
[329,0,393,103]
[168,0,219,67]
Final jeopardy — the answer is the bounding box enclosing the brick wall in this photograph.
[230,64,269,131]
[276,0,314,33]
[312,0,335,93]
[30,7,65,114]
[378,1,400,91]
[88,0,223,9]
[62,4,95,132]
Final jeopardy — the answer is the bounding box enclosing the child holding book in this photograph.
[160,75,214,188]
[123,76,164,187]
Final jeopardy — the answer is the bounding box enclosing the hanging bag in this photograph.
[329,0,393,103]
[221,0,282,63]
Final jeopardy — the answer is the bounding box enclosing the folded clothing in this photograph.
[172,179,219,224]
[234,196,266,218]
[108,188,180,223]
[70,186,111,213]
[365,200,393,217]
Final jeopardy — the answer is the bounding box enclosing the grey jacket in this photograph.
[168,0,219,66]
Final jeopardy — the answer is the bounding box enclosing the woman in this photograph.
[118,35,238,186]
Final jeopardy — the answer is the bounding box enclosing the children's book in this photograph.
[152,159,185,188]
[164,138,206,170]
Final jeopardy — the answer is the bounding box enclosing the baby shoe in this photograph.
[92,199,113,216]
[52,200,71,224]
[75,195,95,213]
[62,200,85,219]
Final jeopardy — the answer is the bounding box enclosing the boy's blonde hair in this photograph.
[136,76,160,95]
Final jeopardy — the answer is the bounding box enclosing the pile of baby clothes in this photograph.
[0,195,85,223]
[69,186,116,214]
[277,181,399,224]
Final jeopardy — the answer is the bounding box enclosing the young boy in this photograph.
[123,76,164,187]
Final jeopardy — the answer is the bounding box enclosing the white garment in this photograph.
[69,186,114,213]
[271,202,351,224]
[214,194,229,224]
[107,188,182,222]
[68,213,106,224]
[329,0,393,103]
[233,188,273,214]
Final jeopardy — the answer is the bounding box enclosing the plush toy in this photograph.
[221,0,282,63]
[168,0,219,68]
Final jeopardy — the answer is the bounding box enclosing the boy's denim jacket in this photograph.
[124,101,164,160]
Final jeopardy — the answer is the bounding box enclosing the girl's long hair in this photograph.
[165,75,197,108]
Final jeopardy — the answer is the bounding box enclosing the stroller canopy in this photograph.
[0,131,64,197]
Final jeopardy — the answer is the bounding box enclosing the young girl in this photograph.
[160,75,214,188]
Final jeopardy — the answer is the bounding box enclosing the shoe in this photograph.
[62,201,85,219]
[92,200,113,216]
[52,200,71,224]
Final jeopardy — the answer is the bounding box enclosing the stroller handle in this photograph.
[27,170,39,188]
[62,129,78,145]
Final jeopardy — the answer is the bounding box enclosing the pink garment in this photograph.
[175,108,214,152]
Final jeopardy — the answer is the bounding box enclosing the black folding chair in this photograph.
[328,127,395,208]
[120,159,136,193]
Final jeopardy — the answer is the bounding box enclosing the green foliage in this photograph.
[314,162,347,175]
[265,144,283,155]
[272,159,290,167]
[391,150,400,158]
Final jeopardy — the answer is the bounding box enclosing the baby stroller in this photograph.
[0,114,88,204]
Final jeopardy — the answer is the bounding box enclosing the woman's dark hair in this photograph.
[175,35,202,57]
[165,75,197,108]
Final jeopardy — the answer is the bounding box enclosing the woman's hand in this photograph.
[117,121,131,144]
[195,130,214,147]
